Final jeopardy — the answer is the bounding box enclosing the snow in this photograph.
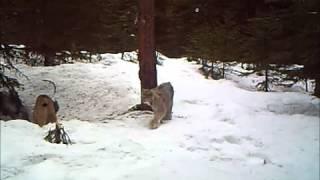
[200,62,315,93]
[1,53,319,180]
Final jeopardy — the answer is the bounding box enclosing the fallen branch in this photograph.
[44,123,72,145]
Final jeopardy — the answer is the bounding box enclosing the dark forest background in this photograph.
[1,0,319,95]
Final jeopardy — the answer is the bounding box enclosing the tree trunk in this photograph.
[202,59,207,68]
[247,0,257,18]
[265,64,269,92]
[121,52,125,60]
[222,62,225,78]
[314,78,320,98]
[305,78,308,92]
[44,54,55,66]
[42,44,55,66]
[209,61,213,79]
[138,0,157,104]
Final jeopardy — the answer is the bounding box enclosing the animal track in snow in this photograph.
[182,133,268,166]
[22,154,63,166]
[224,135,242,144]
[1,166,23,180]
[246,152,283,167]
[186,146,209,152]
[220,117,235,125]
[182,99,208,106]
[243,136,264,148]
[210,135,242,145]
[174,114,188,119]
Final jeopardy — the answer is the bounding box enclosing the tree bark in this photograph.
[265,64,269,92]
[314,78,320,98]
[138,0,157,104]
[222,62,225,78]
[44,54,55,66]
[121,52,125,60]
[247,0,257,18]
[209,61,213,79]
[305,78,308,92]
[42,44,55,66]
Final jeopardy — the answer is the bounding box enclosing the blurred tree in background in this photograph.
[0,0,319,96]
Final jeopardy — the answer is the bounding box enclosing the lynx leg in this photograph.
[163,103,173,120]
[149,112,165,129]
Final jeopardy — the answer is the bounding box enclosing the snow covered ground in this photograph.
[1,53,319,180]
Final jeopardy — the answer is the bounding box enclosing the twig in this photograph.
[42,79,57,96]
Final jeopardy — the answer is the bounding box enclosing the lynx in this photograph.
[143,82,174,129]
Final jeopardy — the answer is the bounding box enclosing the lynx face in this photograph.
[142,88,153,107]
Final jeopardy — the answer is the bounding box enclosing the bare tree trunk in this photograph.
[247,0,257,18]
[44,54,55,66]
[42,44,55,66]
[265,64,269,92]
[305,78,308,92]
[209,61,214,79]
[138,0,157,104]
[121,52,125,60]
[314,78,320,98]
[202,59,207,69]
[222,62,225,78]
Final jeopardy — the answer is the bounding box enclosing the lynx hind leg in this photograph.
[163,102,173,120]
[163,97,173,120]
[160,83,174,120]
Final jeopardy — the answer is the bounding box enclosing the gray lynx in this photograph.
[143,82,174,129]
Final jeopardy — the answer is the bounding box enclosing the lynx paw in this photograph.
[149,120,160,129]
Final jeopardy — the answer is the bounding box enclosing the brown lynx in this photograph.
[143,82,174,129]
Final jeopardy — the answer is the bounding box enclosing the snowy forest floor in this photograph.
[1,53,319,180]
